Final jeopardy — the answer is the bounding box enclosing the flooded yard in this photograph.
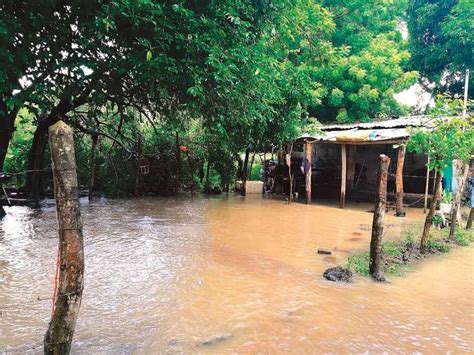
[1,196,473,353]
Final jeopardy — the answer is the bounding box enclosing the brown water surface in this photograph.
[0,196,472,353]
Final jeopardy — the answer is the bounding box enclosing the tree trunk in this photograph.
[44,121,84,354]
[241,147,250,196]
[175,132,180,194]
[88,135,99,201]
[204,157,211,193]
[449,163,469,239]
[248,150,256,180]
[25,126,48,204]
[185,150,196,195]
[395,145,406,217]
[420,170,442,253]
[369,154,391,282]
[0,109,17,219]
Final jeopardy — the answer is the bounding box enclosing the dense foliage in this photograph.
[407,0,473,95]
[0,0,470,199]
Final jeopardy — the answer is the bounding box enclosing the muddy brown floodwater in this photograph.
[1,196,473,353]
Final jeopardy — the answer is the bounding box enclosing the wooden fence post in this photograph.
[44,121,84,354]
[340,144,347,209]
[305,141,312,204]
[395,144,406,217]
[369,154,391,282]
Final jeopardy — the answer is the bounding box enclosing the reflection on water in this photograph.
[0,196,472,353]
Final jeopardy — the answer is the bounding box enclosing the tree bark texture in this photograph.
[24,126,48,204]
[44,121,84,355]
[420,170,442,253]
[395,145,406,217]
[369,154,391,282]
[449,163,469,239]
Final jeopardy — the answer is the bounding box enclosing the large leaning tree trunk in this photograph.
[369,154,390,282]
[0,106,19,219]
[24,120,49,204]
[420,169,442,253]
[44,121,84,354]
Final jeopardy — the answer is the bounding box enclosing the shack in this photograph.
[272,116,441,215]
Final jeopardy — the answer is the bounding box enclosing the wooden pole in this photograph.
[305,141,312,204]
[395,145,406,217]
[44,121,84,354]
[423,155,430,213]
[241,147,250,196]
[340,144,347,209]
[369,154,391,282]
[449,163,469,239]
[467,208,473,230]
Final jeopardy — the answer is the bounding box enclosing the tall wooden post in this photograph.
[340,144,347,209]
[423,155,430,213]
[449,163,469,239]
[467,208,473,230]
[241,147,250,195]
[369,154,391,282]
[395,145,406,217]
[44,121,84,354]
[305,141,312,204]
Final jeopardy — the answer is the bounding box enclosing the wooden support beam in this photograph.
[305,141,312,204]
[340,144,347,209]
[395,145,406,217]
[369,154,391,282]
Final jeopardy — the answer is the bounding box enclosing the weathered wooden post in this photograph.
[305,140,312,204]
[449,163,469,239]
[369,154,390,282]
[340,144,347,209]
[44,121,84,354]
[395,144,406,216]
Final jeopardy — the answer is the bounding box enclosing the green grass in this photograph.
[347,252,370,276]
[346,227,473,279]
[453,229,473,246]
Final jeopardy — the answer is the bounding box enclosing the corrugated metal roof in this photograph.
[295,115,446,144]
[319,115,434,131]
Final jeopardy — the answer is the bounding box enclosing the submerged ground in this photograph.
[1,196,473,353]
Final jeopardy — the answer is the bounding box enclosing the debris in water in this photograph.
[323,266,353,283]
[198,333,232,347]
[317,248,332,255]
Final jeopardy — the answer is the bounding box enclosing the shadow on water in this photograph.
[0,195,472,353]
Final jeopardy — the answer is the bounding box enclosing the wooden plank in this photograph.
[340,144,347,209]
